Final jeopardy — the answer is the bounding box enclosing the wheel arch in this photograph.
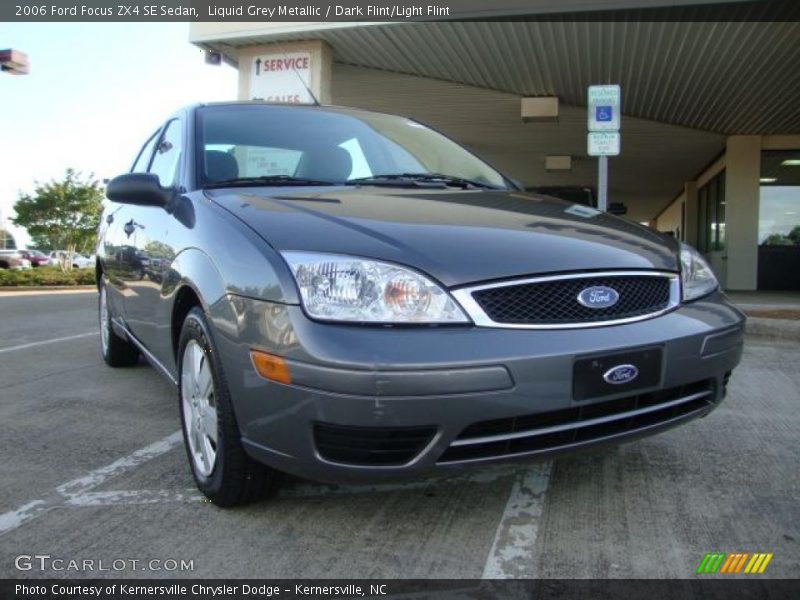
[169,248,228,362]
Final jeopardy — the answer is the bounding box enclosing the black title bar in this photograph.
[4,0,800,22]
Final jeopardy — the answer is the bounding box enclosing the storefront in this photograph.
[758,149,800,290]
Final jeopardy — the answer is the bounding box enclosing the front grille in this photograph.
[470,274,673,326]
[314,423,437,466]
[438,380,714,463]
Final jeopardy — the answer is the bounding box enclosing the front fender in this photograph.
[168,248,227,313]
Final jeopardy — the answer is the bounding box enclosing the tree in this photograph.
[762,233,793,246]
[788,225,800,245]
[12,169,103,267]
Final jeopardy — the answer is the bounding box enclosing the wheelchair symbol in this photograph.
[596,106,613,122]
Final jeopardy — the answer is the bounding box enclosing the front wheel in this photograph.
[178,307,275,507]
[99,280,139,367]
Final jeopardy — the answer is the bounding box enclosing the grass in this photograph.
[0,266,96,287]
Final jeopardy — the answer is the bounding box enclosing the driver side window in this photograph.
[149,119,183,186]
[131,130,159,173]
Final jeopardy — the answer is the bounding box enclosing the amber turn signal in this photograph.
[250,351,292,384]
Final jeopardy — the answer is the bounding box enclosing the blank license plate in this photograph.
[572,347,663,401]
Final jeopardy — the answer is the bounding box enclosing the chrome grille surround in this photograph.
[452,271,681,330]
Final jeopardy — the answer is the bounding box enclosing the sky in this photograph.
[0,23,238,246]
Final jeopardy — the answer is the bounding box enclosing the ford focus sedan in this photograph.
[97,102,745,506]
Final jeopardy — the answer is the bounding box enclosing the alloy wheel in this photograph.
[181,339,219,477]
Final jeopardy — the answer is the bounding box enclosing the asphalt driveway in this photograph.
[0,291,797,579]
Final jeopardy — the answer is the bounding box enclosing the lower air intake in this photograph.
[314,423,437,466]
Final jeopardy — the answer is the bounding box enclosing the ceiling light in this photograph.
[545,156,572,171]
[781,159,800,166]
[521,97,559,122]
[760,177,777,183]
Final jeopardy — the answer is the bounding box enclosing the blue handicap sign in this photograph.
[596,106,613,122]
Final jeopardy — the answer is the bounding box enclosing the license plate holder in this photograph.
[572,346,663,401]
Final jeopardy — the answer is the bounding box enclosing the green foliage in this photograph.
[762,233,793,246]
[788,225,800,244]
[11,169,103,255]
[0,266,95,287]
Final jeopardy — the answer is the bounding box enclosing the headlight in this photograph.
[281,252,470,324]
[680,242,718,302]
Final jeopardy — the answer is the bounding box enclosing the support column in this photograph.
[236,40,332,104]
[683,181,698,247]
[724,136,761,291]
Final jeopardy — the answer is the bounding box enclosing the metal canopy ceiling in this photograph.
[206,15,800,134]
[330,64,726,221]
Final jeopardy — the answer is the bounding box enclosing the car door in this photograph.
[102,127,161,324]
[121,118,184,366]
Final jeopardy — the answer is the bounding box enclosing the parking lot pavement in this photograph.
[1,291,798,579]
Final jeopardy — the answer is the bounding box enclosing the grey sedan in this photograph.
[97,102,745,506]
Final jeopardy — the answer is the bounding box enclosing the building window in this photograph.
[758,150,800,291]
[697,170,726,254]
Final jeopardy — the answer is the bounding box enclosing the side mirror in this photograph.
[106,173,173,208]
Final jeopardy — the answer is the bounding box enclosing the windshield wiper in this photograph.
[346,173,501,189]
[203,175,339,189]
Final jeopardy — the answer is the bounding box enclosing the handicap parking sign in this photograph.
[596,106,613,122]
[588,85,621,131]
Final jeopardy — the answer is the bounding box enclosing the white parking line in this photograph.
[482,462,552,579]
[2,424,552,574]
[0,331,98,354]
[0,500,49,536]
[65,489,203,507]
[56,431,183,498]
[0,431,182,536]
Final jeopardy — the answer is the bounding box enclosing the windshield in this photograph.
[196,105,509,189]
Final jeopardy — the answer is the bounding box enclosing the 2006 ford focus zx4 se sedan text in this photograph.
[97,102,745,506]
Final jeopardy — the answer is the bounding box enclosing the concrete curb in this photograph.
[746,317,800,342]
[0,286,96,295]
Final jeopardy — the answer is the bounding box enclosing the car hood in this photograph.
[206,186,679,287]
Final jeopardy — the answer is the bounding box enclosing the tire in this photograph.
[99,279,140,367]
[178,307,274,507]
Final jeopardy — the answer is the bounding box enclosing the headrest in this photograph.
[295,146,353,183]
[205,150,239,182]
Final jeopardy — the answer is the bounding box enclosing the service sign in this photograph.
[588,132,621,156]
[249,52,313,104]
[587,85,621,132]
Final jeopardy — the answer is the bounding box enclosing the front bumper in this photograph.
[210,291,745,483]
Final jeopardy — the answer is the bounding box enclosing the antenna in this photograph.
[274,41,321,106]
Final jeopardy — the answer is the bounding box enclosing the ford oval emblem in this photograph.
[603,364,639,385]
[577,286,619,309]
